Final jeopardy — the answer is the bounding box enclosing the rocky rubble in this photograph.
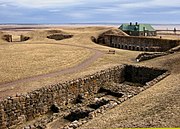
[136,52,168,62]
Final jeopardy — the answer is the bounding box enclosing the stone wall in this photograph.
[136,52,168,62]
[97,35,180,52]
[0,64,169,129]
[124,65,167,85]
[0,65,125,129]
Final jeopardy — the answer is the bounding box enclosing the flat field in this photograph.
[0,44,92,83]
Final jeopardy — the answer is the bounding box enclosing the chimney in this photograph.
[130,22,132,26]
[135,22,138,25]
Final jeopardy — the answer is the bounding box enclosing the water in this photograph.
[0,23,180,30]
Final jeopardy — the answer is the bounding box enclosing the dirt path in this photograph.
[0,43,104,88]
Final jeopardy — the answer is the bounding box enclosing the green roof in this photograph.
[119,23,155,32]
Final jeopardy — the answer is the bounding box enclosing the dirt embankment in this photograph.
[91,28,128,43]
[24,29,73,41]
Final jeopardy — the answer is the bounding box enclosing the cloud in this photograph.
[2,0,180,8]
[153,0,180,7]
[94,7,122,13]
[2,0,84,8]
[66,12,89,19]
[0,0,180,23]
[118,0,180,9]
[0,3,7,7]
[48,9,61,13]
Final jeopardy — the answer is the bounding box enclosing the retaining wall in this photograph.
[97,35,180,52]
[0,65,125,129]
[0,64,169,129]
[124,65,167,84]
[136,52,168,62]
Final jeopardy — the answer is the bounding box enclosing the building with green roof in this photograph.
[119,22,156,36]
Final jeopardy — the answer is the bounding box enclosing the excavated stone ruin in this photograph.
[124,65,167,85]
[98,87,124,98]
[74,94,86,104]
[0,65,170,129]
[88,98,110,109]
[60,65,169,129]
[136,52,168,62]
[64,108,93,122]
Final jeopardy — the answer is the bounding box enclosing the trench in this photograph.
[124,65,167,85]
[9,65,169,129]
[58,65,168,129]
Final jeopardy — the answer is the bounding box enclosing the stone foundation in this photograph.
[0,65,169,129]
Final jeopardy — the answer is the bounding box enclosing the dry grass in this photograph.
[0,26,137,97]
[0,26,180,128]
[80,73,180,128]
[0,31,5,44]
[24,29,70,41]
[0,27,179,88]
[0,26,179,96]
[0,43,92,83]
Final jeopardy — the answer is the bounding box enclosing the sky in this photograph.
[0,0,180,24]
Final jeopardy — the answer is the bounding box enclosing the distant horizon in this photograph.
[1,23,180,25]
[1,23,180,30]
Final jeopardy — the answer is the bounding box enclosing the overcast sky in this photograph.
[0,0,180,24]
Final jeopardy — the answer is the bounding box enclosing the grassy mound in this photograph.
[91,28,128,43]
[25,29,70,41]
